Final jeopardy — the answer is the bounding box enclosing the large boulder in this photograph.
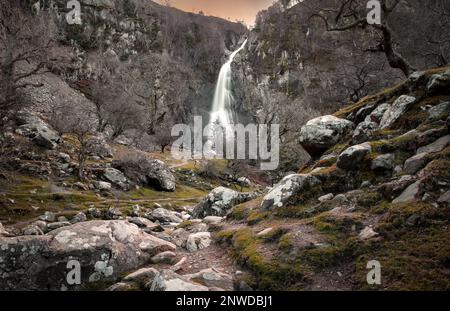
[336,143,372,170]
[299,115,354,156]
[192,187,257,218]
[15,112,60,149]
[261,174,320,210]
[379,95,416,129]
[0,220,175,290]
[113,156,176,192]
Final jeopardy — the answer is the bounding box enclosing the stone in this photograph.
[74,182,89,191]
[131,204,141,217]
[46,221,71,232]
[352,120,378,144]
[149,208,183,224]
[87,207,102,218]
[437,190,450,204]
[94,181,112,191]
[359,227,378,240]
[112,156,176,192]
[417,135,450,154]
[379,95,416,129]
[15,112,60,149]
[58,153,71,163]
[192,187,257,218]
[186,232,212,252]
[202,216,224,225]
[257,228,273,236]
[39,211,56,222]
[261,174,320,210]
[86,133,113,158]
[299,115,354,155]
[150,251,177,264]
[392,180,421,204]
[150,270,209,291]
[318,193,334,202]
[403,153,430,175]
[371,153,395,170]
[427,71,450,94]
[102,168,130,190]
[57,216,68,222]
[428,102,450,121]
[0,222,10,237]
[22,224,44,236]
[123,267,159,284]
[128,217,157,229]
[360,181,372,189]
[70,212,87,224]
[366,103,390,123]
[185,268,234,291]
[106,207,123,220]
[106,282,134,291]
[0,220,178,290]
[336,143,372,170]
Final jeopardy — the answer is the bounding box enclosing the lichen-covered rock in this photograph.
[336,143,372,170]
[86,133,114,158]
[352,120,378,144]
[185,268,234,291]
[0,220,175,290]
[371,153,395,170]
[427,102,450,121]
[426,70,450,94]
[102,168,130,190]
[299,115,354,156]
[15,112,60,149]
[186,232,212,252]
[379,95,416,129]
[149,208,183,224]
[150,270,209,291]
[192,187,257,218]
[366,103,390,123]
[392,180,422,204]
[260,174,320,210]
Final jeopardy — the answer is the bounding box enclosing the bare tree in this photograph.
[0,1,56,128]
[306,0,415,76]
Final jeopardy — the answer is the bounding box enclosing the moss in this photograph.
[261,227,287,242]
[274,204,313,219]
[278,233,294,252]
[356,192,382,208]
[301,238,359,270]
[177,220,194,229]
[214,229,236,244]
[246,210,271,225]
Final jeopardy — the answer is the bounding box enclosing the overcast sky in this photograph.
[154,0,275,25]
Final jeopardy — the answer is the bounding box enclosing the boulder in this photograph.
[128,217,158,230]
[359,227,379,240]
[102,168,130,190]
[261,174,320,210]
[150,251,177,264]
[149,208,183,224]
[202,216,224,225]
[45,221,71,232]
[15,112,60,149]
[185,268,234,291]
[318,193,334,202]
[366,103,390,123]
[371,153,395,170]
[86,133,113,158]
[403,153,430,175]
[0,220,176,290]
[192,187,257,218]
[22,224,44,236]
[123,267,159,284]
[150,270,209,291]
[379,95,416,129]
[186,232,212,252]
[94,181,112,191]
[426,70,450,94]
[70,212,87,224]
[417,135,450,154]
[392,180,421,204]
[87,207,102,218]
[106,207,123,220]
[336,143,372,170]
[113,157,176,192]
[352,120,378,144]
[438,190,450,204]
[427,102,450,121]
[39,211,56,222]
[299,115,354,156]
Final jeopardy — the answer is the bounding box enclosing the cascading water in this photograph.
[208,39,248,134]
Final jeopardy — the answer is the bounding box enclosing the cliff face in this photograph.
[30,0,247,124]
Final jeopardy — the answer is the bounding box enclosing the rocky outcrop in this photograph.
[192,187,258,218]
[299,115,354,156]
[0,220,175,290]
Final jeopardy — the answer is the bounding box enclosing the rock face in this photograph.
[0,220,175,290]
[261,174,320,210]
[379,95,416,129]
[192,187,257,218]
[299,115,354,156]
[15,112,60,149]
[102,168,130,190]
[113,157,176,192]
[336,143,372,170]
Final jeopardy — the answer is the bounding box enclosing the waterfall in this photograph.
[208,39,248,134]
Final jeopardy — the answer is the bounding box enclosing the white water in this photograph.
[207,39,248,134]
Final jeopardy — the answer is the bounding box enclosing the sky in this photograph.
[154,0,275,26]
